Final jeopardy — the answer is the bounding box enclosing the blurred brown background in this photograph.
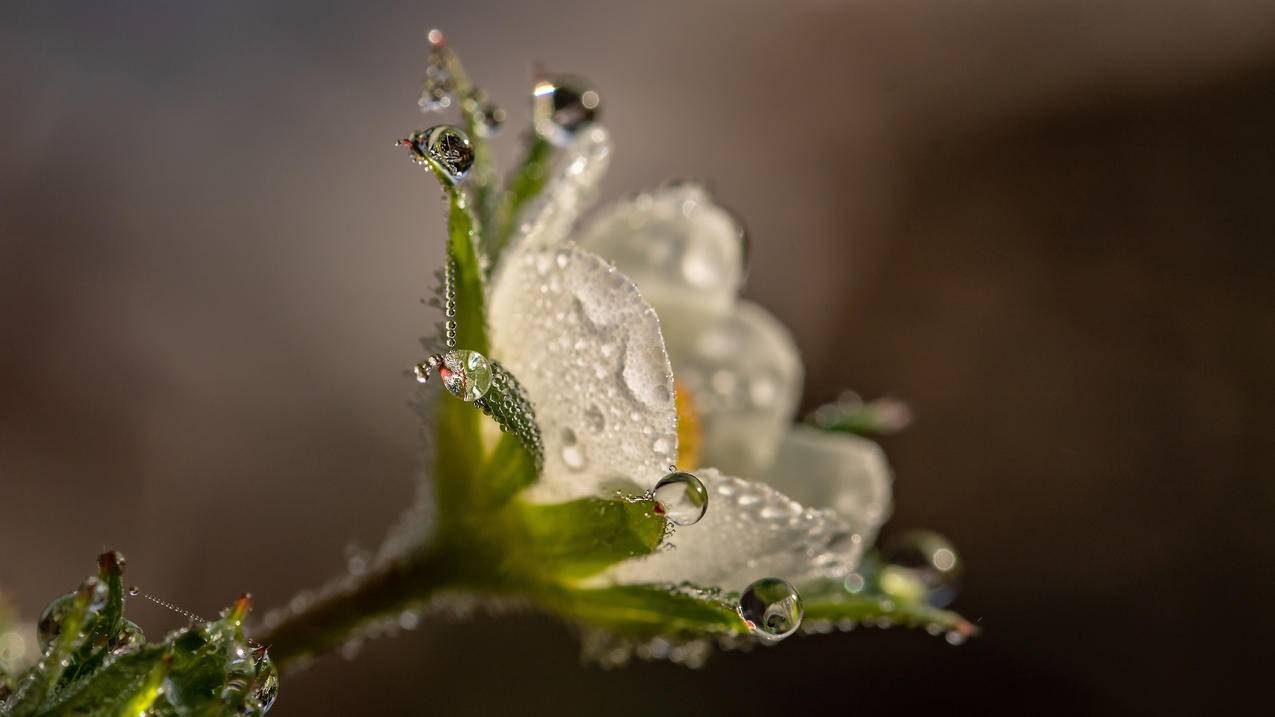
[2,1,1272,714]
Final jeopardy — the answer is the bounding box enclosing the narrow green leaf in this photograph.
[437,182,488,356]
[545,584,745,639]
[490,134,553,261]
[477,432,538,508]
[800,580,977,637]
[518,498,666,579]
[429,41,500,235]
[805,393,912,437]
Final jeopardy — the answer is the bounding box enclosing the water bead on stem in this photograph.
[417,29,453,112]
[651,471,709,526]
[737,577,803,642]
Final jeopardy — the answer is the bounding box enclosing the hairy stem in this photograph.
[259,549,454,667]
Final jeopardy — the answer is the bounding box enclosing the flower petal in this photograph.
[576,182,745,324]
[668,300,803,478]
[488,242,679,503]
[606,468,857,591]
[764,426,893,550]
[510,125,612,252]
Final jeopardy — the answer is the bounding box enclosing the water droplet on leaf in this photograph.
[738,577,803,642]
[253,653,280,713]
[36,581,108,649]
[402,125,474,182]
[652,471,708,526]
[418,350,492,401]
[532,75,600,147]
[881,530,961,607]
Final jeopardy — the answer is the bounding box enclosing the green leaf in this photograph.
[544,584,745,639]
[799,579,977,638]
[805,393,912,437]
[490,134,553,262]
[6,580,94,716]
[3,555,276,717]
[517,498,667,580]
[427,40,500,236]
[476,432,539,508]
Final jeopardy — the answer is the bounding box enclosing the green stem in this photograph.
[258,549,454,667]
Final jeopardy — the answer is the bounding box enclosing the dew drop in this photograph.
[253,653,280,712]
[652,471,708,526]
[36,593,75,649]
[651,436,671,454]
[881,530,961,607]
[417,36,453,112]
[583,404,606,433]
[738,577,803,642]
[421,349,492,401]
[127,586,140,597]
[402,125,474,182]
[560,427,588,471]
[532,75,600,147]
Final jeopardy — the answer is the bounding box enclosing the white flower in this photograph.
[487,128,891,594]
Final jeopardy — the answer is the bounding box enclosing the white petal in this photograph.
[507,125,612,254]
[488,242,678,503]
[764,426,893,550]
[671,301,803,477]
[606,468,858,591]
[576,183,745,324]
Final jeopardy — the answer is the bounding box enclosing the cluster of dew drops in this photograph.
[25,578,278,713]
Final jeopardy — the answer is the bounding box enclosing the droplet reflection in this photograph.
[738,577,803,642]
[651,471,708,526]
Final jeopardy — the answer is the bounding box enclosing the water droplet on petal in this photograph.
[881,530,961,607]
[560,428,588,471]
[652,471,708,526]
[403,125,474,182]
[738,577,803,642]
[533,76,600,147]
[583,404,606,433]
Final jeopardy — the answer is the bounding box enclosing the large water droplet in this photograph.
[652,471,708,526]
[738,577,803,642]
[253,654,280,713]
[403,125,474,182]
[418,350,492,401]
[532,76,600,147]
[111,620,146,655]
[36,581,108,649]
[881,530,961,607]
